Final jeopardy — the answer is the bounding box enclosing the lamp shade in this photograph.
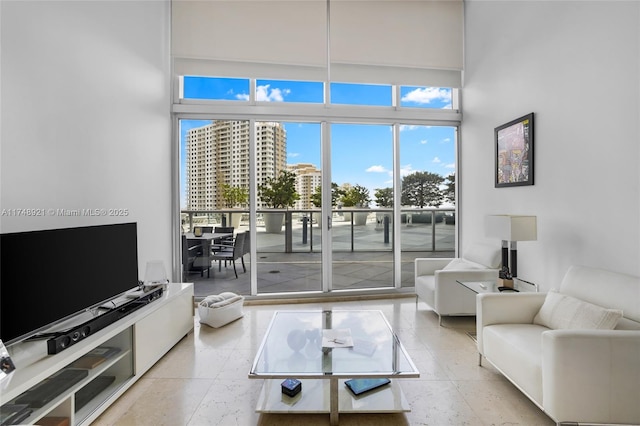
[485,215,537,241]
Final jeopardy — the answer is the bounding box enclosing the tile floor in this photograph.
[93,297,554,426]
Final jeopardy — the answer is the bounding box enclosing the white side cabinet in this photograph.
[0,283,194,426]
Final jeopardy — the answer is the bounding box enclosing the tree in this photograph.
[221,184,248,208]
[443,173,455,205]
[401,171,445,208]
[340,184,370,207]
[311,182,341,208]
[374,187,393,207]
[258,170,300,208]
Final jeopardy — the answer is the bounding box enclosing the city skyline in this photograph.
[180,78,455,209]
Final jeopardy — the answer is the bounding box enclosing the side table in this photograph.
[456,277,538,294]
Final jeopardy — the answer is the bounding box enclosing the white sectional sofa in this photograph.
[477,265,640,425]
[415,242,501,324]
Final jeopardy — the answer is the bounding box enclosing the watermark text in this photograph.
[1,208,130,217]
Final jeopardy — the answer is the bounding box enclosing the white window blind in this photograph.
[172,0,463,87]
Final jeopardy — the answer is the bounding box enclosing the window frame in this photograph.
[172,75,461,294]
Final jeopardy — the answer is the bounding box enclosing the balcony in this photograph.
[181,208,455,299]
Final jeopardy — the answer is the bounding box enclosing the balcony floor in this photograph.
[183,217,455,299]
[188,250,454,299]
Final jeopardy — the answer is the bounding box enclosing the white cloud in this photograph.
[432,157,441,164]
[442,137,451,143]
[445,163,456,169]
[288,152,300,158]
[257,85,287,102]
[401,87,450,105]
[236,85,292,102]
[366,165,388,173]
[399,124,418,132]
[400,164,415,177]
[420,139,428,145]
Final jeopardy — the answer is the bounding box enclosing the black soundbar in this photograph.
[47,287,163,355]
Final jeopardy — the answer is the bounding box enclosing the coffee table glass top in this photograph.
[456,278,537,294]
[249,310,419,379]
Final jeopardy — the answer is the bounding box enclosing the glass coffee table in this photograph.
[456,277,538,294]
[248,310,420,425]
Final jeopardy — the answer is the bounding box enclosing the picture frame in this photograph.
[495,113,534,187]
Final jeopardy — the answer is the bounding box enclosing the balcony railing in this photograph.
[180,208,455,297]
[180,207,455,253]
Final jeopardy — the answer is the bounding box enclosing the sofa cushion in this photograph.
[533,290,623,330]
[483,324,546,405]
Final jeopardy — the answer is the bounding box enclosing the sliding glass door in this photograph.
[256,122,323,295]
[330,123,395,290]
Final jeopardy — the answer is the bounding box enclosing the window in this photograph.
[400,86,452,109]
[330,82,392,106]
[176,74,460,296]
[256,79,324,103]
[182,76,250,101]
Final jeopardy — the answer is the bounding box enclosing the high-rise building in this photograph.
[287,163,322,210]
[186,120,286,210]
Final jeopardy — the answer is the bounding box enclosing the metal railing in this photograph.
[180,208,455,253]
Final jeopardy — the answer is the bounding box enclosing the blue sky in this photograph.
[180,78,455,208]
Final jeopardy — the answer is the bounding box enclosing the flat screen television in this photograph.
[0,222,140,346]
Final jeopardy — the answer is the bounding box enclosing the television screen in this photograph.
[0,222,139,346]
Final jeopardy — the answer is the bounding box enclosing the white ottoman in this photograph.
[198,292,245,328]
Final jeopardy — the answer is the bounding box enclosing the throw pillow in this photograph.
[533,290,623,330]
[442,259,484,271]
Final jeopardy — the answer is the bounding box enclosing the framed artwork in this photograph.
[495,113,534,187]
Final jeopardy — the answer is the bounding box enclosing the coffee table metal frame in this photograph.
[248,310,419,425]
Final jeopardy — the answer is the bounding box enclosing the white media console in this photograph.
[0,283,194,425]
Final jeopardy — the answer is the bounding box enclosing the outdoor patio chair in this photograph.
[181,235,211,278]
[211,232,246,278]
[211,226,234,253]
[240,231,249,271]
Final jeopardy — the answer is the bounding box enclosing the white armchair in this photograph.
[415,242,501,324]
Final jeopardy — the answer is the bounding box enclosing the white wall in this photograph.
[462,1,640,289]
[0,1,172,278]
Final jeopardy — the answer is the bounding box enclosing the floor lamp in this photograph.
[485,215,537,278]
